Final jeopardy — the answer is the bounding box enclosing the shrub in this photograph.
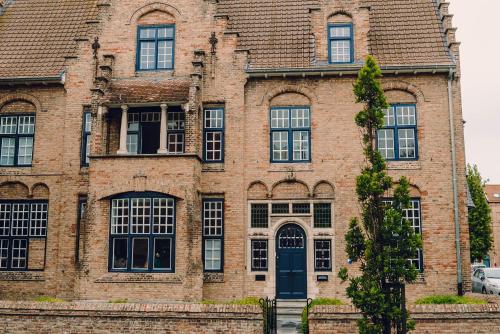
[415,295,486,305]
[301,298,343,333]
[201,297,261,306]
[108,298,128,304]
[33,296,65,303]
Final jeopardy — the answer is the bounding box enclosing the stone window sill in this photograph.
[95,273,182,284]
[0,271,45,281]
[387,161,422,170]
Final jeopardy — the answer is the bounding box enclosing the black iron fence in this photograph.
[259,297,277,334]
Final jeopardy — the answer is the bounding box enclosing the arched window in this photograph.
[109,192,176,272]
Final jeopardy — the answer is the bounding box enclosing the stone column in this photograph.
[117,104,129,155]
[157,103,168,154]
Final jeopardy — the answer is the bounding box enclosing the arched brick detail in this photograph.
[0,181,30,199]
[271,179,311,199]
[0,93,42,113]
[128,2,182,25]
[247,181,269,199]
[386,181,425,198]
[327,10,354,20]
[97,178,187,201]
[382,81,426,103]
[313,180,335,199]
[260,85,318,106]
[31,183,50,199]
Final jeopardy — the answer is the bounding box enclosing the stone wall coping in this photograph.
[311,304,500,320]
[0,301,262,320]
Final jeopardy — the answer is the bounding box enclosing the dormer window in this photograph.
[328,23,353,64]
[137,25,175,71]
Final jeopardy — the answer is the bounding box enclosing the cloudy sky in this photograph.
[448,0,500,183]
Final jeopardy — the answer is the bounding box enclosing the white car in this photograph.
[472,268,500,295]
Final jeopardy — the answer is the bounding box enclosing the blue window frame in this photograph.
[202,199,224,272]
[251,239,268,271]
[0,200,48,271]
[81,111,92,166]
[314,240,332,272]
[0,114,35,167]
[328,23,353,64]
[270,106,311,163]
[203,108,224,163]
[377,104,418,161]
[109,192,176,273]
[383,198,423,272]
[136,25,175,71]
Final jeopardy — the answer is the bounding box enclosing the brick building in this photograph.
[0,0,470,302]
[486,185,500,267]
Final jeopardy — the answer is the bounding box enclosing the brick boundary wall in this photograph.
[0,301,263,334]
[309,303,500,333]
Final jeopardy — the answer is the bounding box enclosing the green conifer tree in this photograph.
[339,56,422,334]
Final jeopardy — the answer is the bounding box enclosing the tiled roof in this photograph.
[0,0,98,79]
[485,185,500,204]
[102,78,191,104]
[218,0,453,69]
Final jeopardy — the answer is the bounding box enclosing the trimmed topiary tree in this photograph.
[338,56,422,334]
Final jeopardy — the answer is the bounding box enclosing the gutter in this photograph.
[0,72,65,86]
[447,68,463,295]
[246,64,455,78]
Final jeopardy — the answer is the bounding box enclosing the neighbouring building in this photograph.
[0,0,470,303]
[486,185,500,267]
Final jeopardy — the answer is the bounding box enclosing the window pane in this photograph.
[292,203,310,214]
[157,27,174,39]
[168,133,184,154]
[204,109,223,128]
[383,107,395,127]
[377,129,395,159]
[111,199,129,234]
[272,131,288,161]
[398,129,416,159]
[11,203,29,236]
[85,134,91,164]
[330,40,351,63]
[0,239,8,269]
[132,238,149,270]
[292,131,309,161]
[30,203,48,236]
[153,238,172,270]
[270,109,289,129]
[153,198,174,234]
[112,238,128,269]
[205,132,222,161]
[396,106,416,126]
[18,116,35,134]
[0,203,11,236]
[204,239,221,271]
[140,41,156,70]
[314,203,332,228]
[128,113,140,131]
[168,111,185,130]
[291,108,310,128]
[0,116,17,134]
[203,200,223,236]
[131,198,151,234]
[271,203,289,214]
[403,200,421,235]
[126,134,138,154]
[157,40,174,69]
[84,113,92,133]
[330,26,351,38]
[251,204,268,228]
[11,239,27,269]
[315,240,332,271]
[17,137,33,165]
[0,138,15,165]
[139,28,156,39]
[251,240,268,271]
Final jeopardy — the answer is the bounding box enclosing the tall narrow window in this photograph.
[81,111,92,166]
[251,240,268,271]
[270,107,311,163]
[137,26,175,70]
[75,196,87,264]
[328,23,353,64]
[0,115,35,166]
[314,240,332,271]
[167,108,185,154]
[250,203,268,228]
[377,105,418,160]
[202,199,224,272]
[109,193,175,272]
[0,201,48,271]
[203,108,224,162]
[314,203,332,228]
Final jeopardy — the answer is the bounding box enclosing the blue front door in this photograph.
[276,224,307,299]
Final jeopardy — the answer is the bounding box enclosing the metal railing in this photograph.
[259,297,277,334]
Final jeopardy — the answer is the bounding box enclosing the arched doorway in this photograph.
[276,223,307,299]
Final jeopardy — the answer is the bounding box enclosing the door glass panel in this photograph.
[278,225,304,249]
[132,238,149,269]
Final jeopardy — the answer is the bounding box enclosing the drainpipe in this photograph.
[448,68,463,295]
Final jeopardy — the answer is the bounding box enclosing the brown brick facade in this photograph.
[0,0,470,304]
